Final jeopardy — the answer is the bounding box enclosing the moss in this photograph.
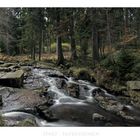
[17,118,37,127]
[50,43,70,53]
[129,91,140,107]
[69,67,91,81]
[0,115,5,126]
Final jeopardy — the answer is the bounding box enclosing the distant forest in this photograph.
[0,8,139,65]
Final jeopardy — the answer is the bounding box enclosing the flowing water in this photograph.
[1,67,140,126]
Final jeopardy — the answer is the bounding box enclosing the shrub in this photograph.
[131,63,140,80]
[100,49,135,81]
[115,49,135,80]
[69,67,91,81]
[0,40,6,53]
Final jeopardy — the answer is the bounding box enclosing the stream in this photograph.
[1,67,140,126]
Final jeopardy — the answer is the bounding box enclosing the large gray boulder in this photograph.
[127,81,140,91]
[67,82,79,98]
[0,70,24,88]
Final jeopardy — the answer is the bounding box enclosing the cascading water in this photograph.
[2,67,140,126]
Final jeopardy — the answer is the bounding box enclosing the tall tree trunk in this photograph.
[39,30,43,61]
[56,10,64,65]
[106,9,112,53]
[6,32,10,55]
[70,11,77,61]
[33,44,36,60]
[136,9,140,47]
[56,36,64,65]
[124,8,129,36]
[70,36,77,60]
[91,9,99,66]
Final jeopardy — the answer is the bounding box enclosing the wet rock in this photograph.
[92,113,106,121]
[9,65,20,71]
[1,63,14,67]
[54,78,67,89]
[105,103,124,112]
[0,87,14,96]
[0,95,3,106]
[131,93,140,107]
[0,70,24,88]
[101,102,124,113]
[0,115,4,126]
[105,122,112,126]
[1,88,45,112]
[46,97,55,106]
[48,74,67,81]
[0,61,4,65]
[0,67,11,72]
[118,111,134,120]
[17,118,37,126]
[92,87,105,96]
[67,82,79,98]
[35,104,58,122]
[21,66,32,73]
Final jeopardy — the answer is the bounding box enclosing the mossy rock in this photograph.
[129,91,140,107]
[17,118,37,127]
[0,115,5,126]
[0,70,24,88]
[69,67,91,81]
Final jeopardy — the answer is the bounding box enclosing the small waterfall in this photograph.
[6,67,140,126]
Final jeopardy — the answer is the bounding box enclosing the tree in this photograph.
[0,8,12,55]
[69,9,77,61]
[136,9,140,47]
[105,8,112,52]
[56,9,64,65]
[91,8,100,65]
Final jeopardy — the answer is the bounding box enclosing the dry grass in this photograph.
[42,52,71,62]
[0,53,31,62]
[0,52,71,62]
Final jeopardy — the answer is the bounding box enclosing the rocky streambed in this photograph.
[0,62,140,126]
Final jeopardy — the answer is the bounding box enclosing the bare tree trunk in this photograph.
[106,9,112,53]
[56,36,64,65]
[124,8,129,36]
[39,30,43,61]
[56,10,64,65]
[70,11,77,61]
[91,9,99,66]
[33,44,36,60]
[6,32,10,55]
[136,9,140,47]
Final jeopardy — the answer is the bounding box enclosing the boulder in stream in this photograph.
[67,82,80,98]
[0,70,24,88]
[35,104,58,122]
[92,87,105,96]
[0,94,2,106]
[92,113,106,121]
